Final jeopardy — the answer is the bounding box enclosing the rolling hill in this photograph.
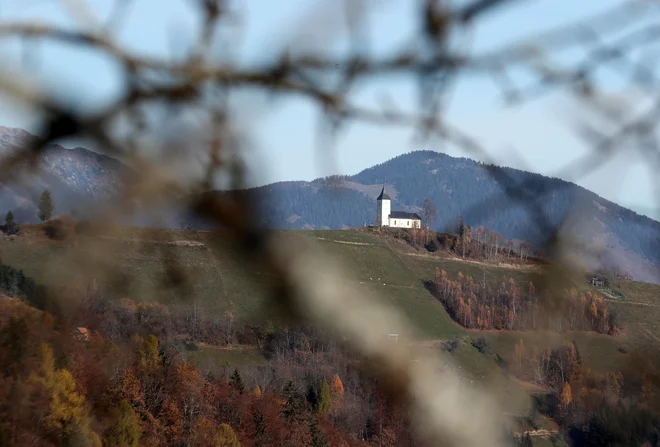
[187,152,660,284]
[1,126,659,283]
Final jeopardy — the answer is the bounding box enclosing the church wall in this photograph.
[377,199,391,226]
[389,218,421,229]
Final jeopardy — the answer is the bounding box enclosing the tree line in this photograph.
[0,269,435,446]
[508,340,660,445]
[432,269,618,333]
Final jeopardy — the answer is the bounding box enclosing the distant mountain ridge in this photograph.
[0,126,658,283]
[190,150,660,283]
[0,126,132,222]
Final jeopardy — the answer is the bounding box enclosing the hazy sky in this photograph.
[0,0,658,219]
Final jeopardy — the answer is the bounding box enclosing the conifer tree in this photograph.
[229,369,245,393]
[282,381,307,425]
[310,417,330,447]
[306,385,318,409]
[38,190,54,222]
[4,211,16,235]
[317,378,332,415]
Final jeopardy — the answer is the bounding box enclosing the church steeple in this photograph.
[376,185,391,201]
[376,185,391,227]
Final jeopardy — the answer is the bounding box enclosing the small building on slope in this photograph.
[375,185,422,229]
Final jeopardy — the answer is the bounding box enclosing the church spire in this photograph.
[377,184,391,201]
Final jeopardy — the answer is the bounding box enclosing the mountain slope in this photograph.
[189,151,660,283]
[1,125,657,284]
[0,126,131,221]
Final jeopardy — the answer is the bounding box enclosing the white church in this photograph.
[376,185,422,228]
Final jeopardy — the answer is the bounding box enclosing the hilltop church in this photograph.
[376,185,422,228]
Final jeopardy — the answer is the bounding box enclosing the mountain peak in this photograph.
[0,125,131,221]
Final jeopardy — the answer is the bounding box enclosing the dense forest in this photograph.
[0,260,657,446]
[0,263,424,446]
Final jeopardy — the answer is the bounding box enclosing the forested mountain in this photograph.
[188,151,660,283]
[1,124,658,283]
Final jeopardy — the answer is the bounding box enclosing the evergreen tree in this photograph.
[4,211,17,235]
[229,369,245,393]
[306,385,318,409]
[519,433,533,447]
[316,378,332,415]
[282,381,307,425]
[309,417,329,447]
[38,190,54,222]
[252,407,266,444]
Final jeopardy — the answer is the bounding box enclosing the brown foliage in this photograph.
[433,268,618,333]
[44,214,77,242]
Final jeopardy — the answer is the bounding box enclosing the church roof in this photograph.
[376,185,391,201]
[390,211,422,220]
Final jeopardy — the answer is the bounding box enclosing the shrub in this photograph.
[44,215,76,241]
[1,223,20,236]
[425,238,438,252]
[442,337,460,354]
[473,336,492,355]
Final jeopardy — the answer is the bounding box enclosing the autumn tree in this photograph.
[559,382,573,414]
[330,375,344,410]
[28,343,101,446]
[253,384,262,398]
[105,400,141,447]
[38,190,54,222]
[216,423,241,447]
[138,335,160,369]
[317,378,332,415]
[463,225,472,259]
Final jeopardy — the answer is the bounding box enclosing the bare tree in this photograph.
[422,198,438,229]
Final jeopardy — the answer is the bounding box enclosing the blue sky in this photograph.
[0,0,657,218]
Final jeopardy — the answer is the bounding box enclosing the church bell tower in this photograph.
[376,185,391,227]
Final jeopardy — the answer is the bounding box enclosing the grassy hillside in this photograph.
[1,224,659,430]
[2,225,658,350]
